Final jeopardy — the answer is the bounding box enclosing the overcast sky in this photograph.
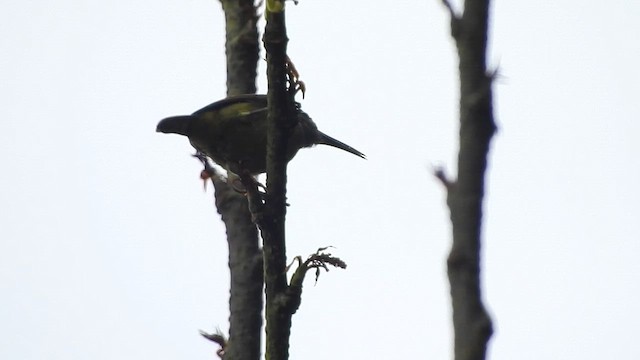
[1,1,639,359]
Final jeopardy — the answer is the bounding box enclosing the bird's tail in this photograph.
[156,115,194,136]
[317,131,366,159]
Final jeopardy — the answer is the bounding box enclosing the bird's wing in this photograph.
[192,94,301,120]
[192,95,268,117]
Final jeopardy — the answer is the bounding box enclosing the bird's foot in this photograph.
[226,172,266,195]
[286,56,306,98]
[193,152,218,191]
[237,170,266,224]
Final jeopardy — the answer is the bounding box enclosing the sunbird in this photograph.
[157,94,365,175]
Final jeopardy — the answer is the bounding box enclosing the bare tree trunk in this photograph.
[208,3,347,360]
[262,3,295,360]
[220,0,259,96]
[213,2,262,360]
[438,1,496,359]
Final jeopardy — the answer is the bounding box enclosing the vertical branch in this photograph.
[439,0,495,359]
[211,2,262,360]
[220,0,259,96]
[261,1,297,360]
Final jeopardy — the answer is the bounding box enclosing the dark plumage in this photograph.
[156,94,365,175]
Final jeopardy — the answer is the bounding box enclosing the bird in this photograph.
[156,94,365,176]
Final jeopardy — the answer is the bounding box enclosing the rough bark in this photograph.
[220,0,259,96]
[439,0,495,359]
[214,2,262,360]
[261,3,297,360]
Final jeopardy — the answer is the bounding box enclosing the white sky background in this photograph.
[1,0,639,359]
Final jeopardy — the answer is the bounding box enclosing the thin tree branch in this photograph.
[439,0,496,359]
[261,2,296,360]
[204,2,262,360]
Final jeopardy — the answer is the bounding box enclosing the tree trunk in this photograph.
[439,1,496,359]
[215,2,262,360]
